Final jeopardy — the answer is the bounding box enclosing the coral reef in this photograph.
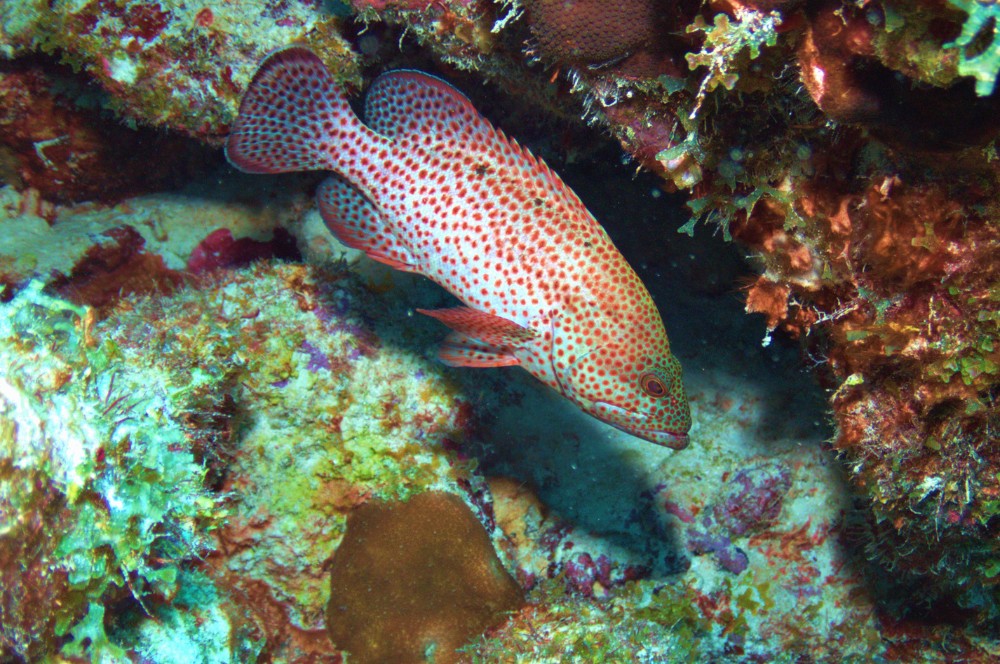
[352,0,1000,640]
[767,176,1000,621]
[0,244,489,660]
[682,1,1000,623]
[103,257,482,660]
[0,280,227,659]
[0,162,891,661]
[0,172,313,305]
[0,60,215,206]
[2,0,1000,659]
[326,491,524,663]
[1,1,361,142]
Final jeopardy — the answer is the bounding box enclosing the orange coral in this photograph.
[738,159,1000,615]
[745,278,789,331]
[797,1,1000,151]
[326,491,524,663]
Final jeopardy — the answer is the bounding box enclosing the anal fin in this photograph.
[317,176,418,272]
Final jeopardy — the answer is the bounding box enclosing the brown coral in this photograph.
[326,491,524,664]
[523,0,690,79]
[797,1,880,124]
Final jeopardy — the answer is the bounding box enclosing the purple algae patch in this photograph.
[662,499,696,524]
[563,552,613,597]
[714,462,792,537]
[300,340,330,372]
[716,547,750,574]
[686,529,749,575]
[312,289,352,324]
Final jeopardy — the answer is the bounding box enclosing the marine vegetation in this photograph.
[0,281,227,659]
[1,0,999,661]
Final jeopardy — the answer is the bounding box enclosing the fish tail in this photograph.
[226,46,379,175]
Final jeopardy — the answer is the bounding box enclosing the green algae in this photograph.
[685,10,782,118]
[0,281,228,660]
[946,0,1000,96]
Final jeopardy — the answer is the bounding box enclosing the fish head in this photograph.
[560,340,691,449]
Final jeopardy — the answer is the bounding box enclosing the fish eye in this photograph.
[640,372,667,398]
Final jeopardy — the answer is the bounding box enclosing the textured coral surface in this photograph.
[9,0,361,142]
[0,60,214,205]
[327,491,524,663]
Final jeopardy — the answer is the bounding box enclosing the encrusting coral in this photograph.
[4,1,361,142]
[326,491,524,664]
[0,281,227,660]
[0,60,215,206]
[522,0,689,79]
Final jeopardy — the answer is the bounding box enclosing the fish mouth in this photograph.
[592,402,690,450]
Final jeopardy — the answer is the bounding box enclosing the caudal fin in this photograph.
[225,47,377,175]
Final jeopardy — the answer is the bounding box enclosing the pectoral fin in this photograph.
[317,176,419,272]
[437,332,520,368]
[417,307,534,368]
[416,306,535,347]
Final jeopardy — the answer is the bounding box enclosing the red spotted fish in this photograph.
[225,46,692,448]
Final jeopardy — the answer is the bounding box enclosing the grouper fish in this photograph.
[225,46,692,449]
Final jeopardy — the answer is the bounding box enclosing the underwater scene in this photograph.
[1,1,999,662]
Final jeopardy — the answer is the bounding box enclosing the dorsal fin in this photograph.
[364,70,483,147]
[363,70,591,217]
